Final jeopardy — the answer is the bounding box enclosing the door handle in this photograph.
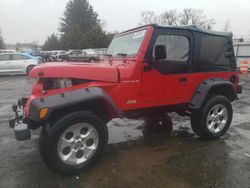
[179,77,187,82]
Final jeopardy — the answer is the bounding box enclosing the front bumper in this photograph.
[9,98,31,141]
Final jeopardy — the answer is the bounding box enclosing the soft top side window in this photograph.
[200,36,227,65]
[153,35,189,63]
[199,35,235,71]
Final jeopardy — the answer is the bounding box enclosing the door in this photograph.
[141,29,194,103]
[0,54,12,73]
[10,54,31,73]
[69,50,82,61]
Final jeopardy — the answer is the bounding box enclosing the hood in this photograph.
[29,62,119,82]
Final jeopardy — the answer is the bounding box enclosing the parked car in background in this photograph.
[0,50,16,54]
[22,52,42,63]
[51,50,67,61]
[39,51,57,62]
[0,53,39,75]
[82,48,107,62]
[59,50,82,61]
[64,48,107,62]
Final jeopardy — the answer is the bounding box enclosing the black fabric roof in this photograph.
[153,24,232,37]
[122,24,232,38]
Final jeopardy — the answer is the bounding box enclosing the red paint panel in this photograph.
[24,25,239,118]
[29,62,118,82]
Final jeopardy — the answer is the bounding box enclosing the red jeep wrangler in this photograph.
[9,24,242,174]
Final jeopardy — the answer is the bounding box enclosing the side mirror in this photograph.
[154,45,167,60]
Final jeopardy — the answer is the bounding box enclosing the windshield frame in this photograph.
[106,27,148,58]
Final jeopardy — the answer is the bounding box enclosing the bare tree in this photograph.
[139,11,158,25]
[159,10,178,26]
[178,8,215,29]
[139,8,215,30]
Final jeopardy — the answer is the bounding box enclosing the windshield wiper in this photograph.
[103,53,113,63]
[117,53,127,57]
[103,53,113,57]
[117,53,128,63]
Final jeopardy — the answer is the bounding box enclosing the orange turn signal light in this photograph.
[39,108,49,119]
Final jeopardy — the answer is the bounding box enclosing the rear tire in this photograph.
[191,95,233,139]
[89,58,96,63]
[40,111,108,175]
[26,65,35,74]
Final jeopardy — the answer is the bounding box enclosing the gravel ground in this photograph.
[0,75,250,188]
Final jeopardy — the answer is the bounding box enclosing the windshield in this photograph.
[106,29,146,57]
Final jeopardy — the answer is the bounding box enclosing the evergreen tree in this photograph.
[60,0,98,34]
[58,0,113,49]
[0,28,5,49]
[43,33,60,50]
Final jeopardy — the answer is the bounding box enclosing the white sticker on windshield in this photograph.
[133,30,146,39]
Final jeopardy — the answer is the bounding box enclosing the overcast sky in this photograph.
[0,0,250,44]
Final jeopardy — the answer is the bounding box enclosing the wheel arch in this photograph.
[189,78,237,110]
[88,57,97,62]
[48,98,119,125]
[26,64,36,74]
[29,87,123,126]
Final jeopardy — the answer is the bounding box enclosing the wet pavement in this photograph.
[0,75,250,188]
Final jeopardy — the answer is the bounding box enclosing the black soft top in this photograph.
[124,24,232,39]
[154,24,232,38]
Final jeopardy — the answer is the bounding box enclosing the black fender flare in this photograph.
[28,87,123,121]
[189,78,237,110]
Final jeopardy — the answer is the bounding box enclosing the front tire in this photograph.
[191,95,233,139]
[41,111,108,175]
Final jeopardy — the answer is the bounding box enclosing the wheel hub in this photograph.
[74,139,84,148]
[57,123,99,165]
[206,104,228,133]
[213,115,220,122]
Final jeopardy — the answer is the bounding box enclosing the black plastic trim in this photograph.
[189,78,237,110]
[29,87,123,121]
